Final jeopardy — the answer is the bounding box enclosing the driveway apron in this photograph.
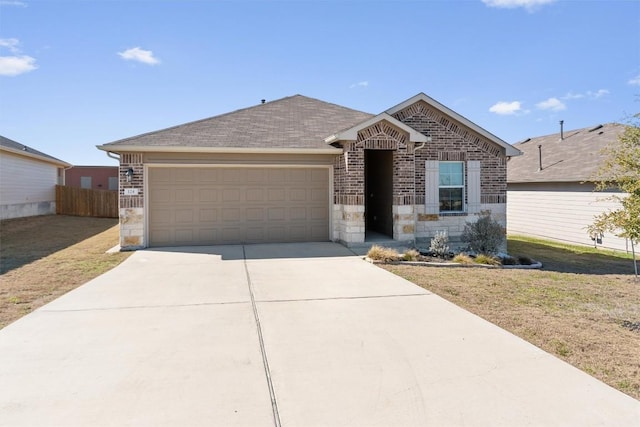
[0,242,638,426]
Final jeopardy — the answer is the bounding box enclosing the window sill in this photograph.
[439,212,468,217]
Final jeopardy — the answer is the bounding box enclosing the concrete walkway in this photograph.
[0,242,638,426]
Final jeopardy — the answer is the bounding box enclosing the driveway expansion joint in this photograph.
[242,245,282,427]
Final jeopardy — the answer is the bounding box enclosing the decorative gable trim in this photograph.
[386,93,521,157]
[324,113,429,144]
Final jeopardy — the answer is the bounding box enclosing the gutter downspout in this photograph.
[413,138,431,247]
[106,151,120,161]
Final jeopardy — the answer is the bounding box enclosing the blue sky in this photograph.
[1,0,639,166]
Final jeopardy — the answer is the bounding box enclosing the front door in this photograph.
[364,150,393,238]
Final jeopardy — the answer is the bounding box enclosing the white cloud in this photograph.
[349,81,369,89]
[482,0,556,11]
[489,101,523,115]
[628,75,640,86]
[587,89,609,99]
[536,97,566,111]
[0,38,20,53]
[562,89,609,100]
[0,1,28,7]
[0,55,37,76]
[0,38,37,76]
[562,92,585,100]
[118,47,160,65]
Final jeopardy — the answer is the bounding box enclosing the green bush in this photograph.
[517,255,534,265]
[461,212,505,255]
[501,256,518,265]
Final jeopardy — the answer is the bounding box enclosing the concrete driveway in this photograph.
[0,242,638,426]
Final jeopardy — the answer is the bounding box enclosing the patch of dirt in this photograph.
[0,215,131,329]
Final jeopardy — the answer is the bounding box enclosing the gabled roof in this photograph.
[98,95,373,154]
[385,93,522,157]
[324,113,430,144]
[507,122,625,183]
[0,135,71,167]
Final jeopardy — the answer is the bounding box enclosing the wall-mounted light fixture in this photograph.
[125,168,134,183]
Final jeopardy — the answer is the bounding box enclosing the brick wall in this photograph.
[332,100,508,245]
[333,120,416,206]
[119,153,145,250]
[392,100,507,206]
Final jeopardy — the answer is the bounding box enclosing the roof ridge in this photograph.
[103,95,303,146]
[0,135,70,165]
[102,94,374,147]
[516,121,622,144]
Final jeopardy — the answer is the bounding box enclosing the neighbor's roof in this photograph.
[507,122,625,183]
[98,95,374,154]
[0,135,71,167]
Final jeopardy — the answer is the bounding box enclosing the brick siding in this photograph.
[333,101,507,208]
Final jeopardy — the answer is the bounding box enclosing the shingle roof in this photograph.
[507,122,625,183]
[99,95,374,151]
[0,135,70,167]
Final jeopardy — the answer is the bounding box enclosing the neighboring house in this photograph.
[97,93,520,250]
[507,122,633,252]
[0,135,71,220]
[65,166,119,191]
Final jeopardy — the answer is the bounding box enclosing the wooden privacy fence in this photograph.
[56,185,118,218]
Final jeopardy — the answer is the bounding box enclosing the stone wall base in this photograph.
[333,204,365,244]
[119,207,145,250]
[415,203,507,252]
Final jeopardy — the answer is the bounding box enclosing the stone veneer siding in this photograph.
[119,153,145,250]
[333,101,508,246]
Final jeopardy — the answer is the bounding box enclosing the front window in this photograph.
[439,161,464,212]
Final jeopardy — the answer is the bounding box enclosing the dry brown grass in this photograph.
[366,245,400,262]
[0,215,131,329]
[382,236,640,400]
[402,249,420,261]
[452,253,474,264]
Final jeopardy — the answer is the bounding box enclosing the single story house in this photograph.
[0,135,71,220]
[65,166,119,191]
[507,122,633,252]
[97,93,521,250]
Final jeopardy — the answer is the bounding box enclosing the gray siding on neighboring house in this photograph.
[507,182,632,252]
[0,151,61,219]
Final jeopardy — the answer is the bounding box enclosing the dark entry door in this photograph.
[365,150,393,237]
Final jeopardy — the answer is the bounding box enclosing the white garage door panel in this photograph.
[149,167,329,246]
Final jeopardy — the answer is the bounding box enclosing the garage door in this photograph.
[148,167,330,246]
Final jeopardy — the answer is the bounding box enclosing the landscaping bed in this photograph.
[366,244,542,269]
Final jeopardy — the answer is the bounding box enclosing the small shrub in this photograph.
[461,211,505,255]
[517,255,534,265]
[367,245,400,262]
[475,254,501,266]
[429,231,450,259]
[402,249,420,261]
[452,253,474,264]
[501,256,518,266]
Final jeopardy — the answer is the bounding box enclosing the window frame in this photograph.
[438,161,465,213]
